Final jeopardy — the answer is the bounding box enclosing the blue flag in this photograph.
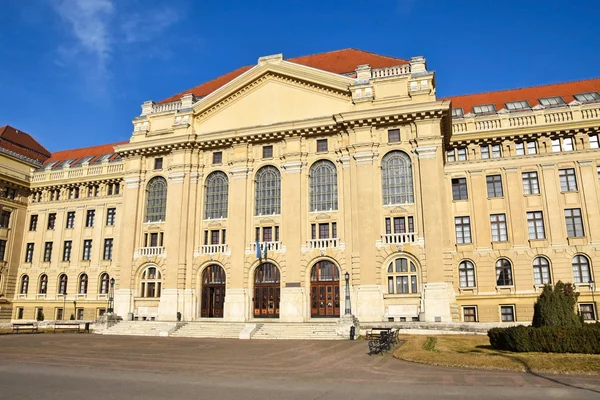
[255,240,261,259]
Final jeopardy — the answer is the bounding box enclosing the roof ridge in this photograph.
[441,76,600,100]
[289,47,408,63]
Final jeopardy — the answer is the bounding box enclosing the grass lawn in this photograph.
[393,335,600,375]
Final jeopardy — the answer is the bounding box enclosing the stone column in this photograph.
[578,160,600,244]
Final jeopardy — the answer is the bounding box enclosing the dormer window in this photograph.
[94,154,112,163]
[539,96,566,107]
[57,158,77,169]
[452,108,464,118]
[473,104,496,115]
[73,156,94,167]
[574,92,600,103]
[505,100,530,111]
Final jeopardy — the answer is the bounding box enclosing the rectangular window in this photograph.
[106,208,116,226]
[559,168,578,192]
[85,210,95,228]
[154,157,163,170]
[318,223,329,239]
[29,215,38,231]
[574,91,600,103]
[262,145,273,159]
[222,229,227,244]
[25,243,34,263]
[463,306,477,322]
[213,151,222,164]
[255,227,261,242]
[69,187,79,199]
[47,213,56,230]
[515,142,525,156]
[76,308,84,320]
[82,240,92,261]
[491,144,502,158]
[43,242,53,262]
[16,307,24,320]
[501,305,515,322]
[55,308,64,321]
[88,185,99,197]
[490,214,508,242]
[446,150,455,162]
[486,175,503,198]
[149,233,159,247]
[203,230,208,246]
[589,134,599,149]
[331,222,337,238]
[0,239,6,261]
[394,217,405,234]
[522,171,540,195]
[527,211,546,240]
[451,178,468,200]
[552,139,562,152]
[455,216,472,244]
[480,145,490,159]
[316,139,328,152]
[457,147,467,161]
[407,217,414,233]
[505,100,530,111]
[103,239,113,261]
[452,108,464,118]
[263,227,272,242]
[66,211,75,229]
[563,137,574,152]
[473,104,496,114]
[210,230,219,245]
[580,304,596,321]
[63,241,72,262]
[387,129,400,143]
[107,184,114,196]
[565,208,584,237]
[527,141,537,154]
[311,224,316,240]
[539,96,566,107]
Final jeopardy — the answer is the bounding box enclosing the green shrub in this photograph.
[488,325,600,354]
[532,281,581,328]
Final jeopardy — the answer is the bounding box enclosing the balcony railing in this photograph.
[200,244,228,255]
[381,233,417,245]
[134,246,166,259]
[250,241,282,253]
[32,161,123,183]
[307,238,341,249]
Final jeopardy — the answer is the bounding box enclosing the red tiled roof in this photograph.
[159,48,408,103]
[0,125,51,163]
[43,141,128,168]
[441,78,600,114]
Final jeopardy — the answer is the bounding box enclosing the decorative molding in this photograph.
[577,160,594,167]
[540,163,556,170]
[124,177,141,189]
[353,151,378,165]
[414,146,437,159]
[281,161,304,174]
[502,166,520,173]
[168,172,185,184]
[337,155,351,168]
[229,167,252,179]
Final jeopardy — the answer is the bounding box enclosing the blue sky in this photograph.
[1,0,599,152]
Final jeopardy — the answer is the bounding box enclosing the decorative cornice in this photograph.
[281,161,304,174]
[414,146,437,159]
[168,172,185,184]
[229,167,252,179]
[124,177,141,189]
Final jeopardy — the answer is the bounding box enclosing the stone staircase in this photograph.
[252,321,344,340]
[170,321,248,339]
[100,321,180,337]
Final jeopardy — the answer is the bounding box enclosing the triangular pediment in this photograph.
[193,59,355,134]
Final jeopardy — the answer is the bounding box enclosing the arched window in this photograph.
[459,261,476,288]
[140,266,162,298]
[254,263,280,284]
[78,274,88,294]
[387,258,418,294]
[99,273,110,294]
[533,257,551,285]
[145,176,168,222]
[39,274,48,294]
[309,160,338,212]
[572,255,591,284]
[495,258,513,286]
[58,274,68,295]
[381,151,414,205]
[255,166,281,215]
[20,275,29,294]
[203,265,226,284]
[311,260,340,282]
[204,171,229,219]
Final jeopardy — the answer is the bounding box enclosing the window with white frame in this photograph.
[552,139,562,152]
[473,104,496,114]
[539,96,566,107]
[204,171,229,219]
[20,275,29,294]
[39,274,48,294]
[455,217,471,244]
[505,100,530,111]
[563,137,574,151]
[145,176,168,222]
[446,149,455,162]
[574,92,600,103]
[310,160,338,212]
[140,266,162,298]
[99,273,110,295]
[452,108,464,118]
[527,211,545,240]
[565,208,584,237]
[516,141,537,155]
[255,166,281,216]
[522,171,540,195]
[589,134,599,149]
[579,304,596,321]
[384,216,414,235]
[381,151,414,205]
[500,305,515,322]
[452,178,468,200]
[533,257,551,285]
[457,147,467,160]
[78,274,88,294]
[572,255,591,284]
[387,258,418,294]
[496,259,513,286]
[459,260,476,288]
[558,168,577,192]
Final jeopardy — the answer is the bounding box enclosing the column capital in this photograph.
[414,146,437,159]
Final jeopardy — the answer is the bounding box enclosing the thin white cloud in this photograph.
[121,7,180,44]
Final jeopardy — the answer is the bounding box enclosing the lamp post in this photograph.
[590,280,597,322]
[344,271,351,315]
[108,277,115,314]
[73,300,77,320]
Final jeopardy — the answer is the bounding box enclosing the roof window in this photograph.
[574,92,600,103]
[56,158,77,169]
[538,96,566,107]
[44,161,59,170]
[72,156,94,166]
[505,100,530,111]
[94,154,113,163]
[452,108,464,118]
[473,104,496,115]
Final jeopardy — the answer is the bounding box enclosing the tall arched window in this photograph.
[255,166,281,215]
[78,274,88,294]
[572,255,591,283]
[20,275,29,294]
[309,160,338,212]
[99,273,110,294]
[533,257,551,285]
[140,266,162,298]
[387,258,418,294]
[58,274,68,295]
[204,171,229,219]
[495,258,513,286]
[39,274,48,294]
[459,260,476,288]
[381,151,414,205]
[145,176,167,222]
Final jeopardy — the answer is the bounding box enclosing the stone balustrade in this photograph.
[134,246,166,259]
[307,238,341,249]
[199,244,229,255]
[381,233,417,245]
[371,65,411,78]
[32,162,123,183]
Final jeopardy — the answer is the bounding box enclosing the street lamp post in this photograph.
[590,280,597,322]
[108,277,115,314]
[73,300,77,320]
[344,271,351,315]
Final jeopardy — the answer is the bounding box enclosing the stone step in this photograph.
[171,322,247,338]
[100,321,178,337]
[252,323,343,340]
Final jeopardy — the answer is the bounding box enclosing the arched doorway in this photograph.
[310,260,340,317]
[201,265,226,318]
[253,263,280,318]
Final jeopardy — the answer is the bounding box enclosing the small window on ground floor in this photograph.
[463,306,477,322]
[579,303,596,321]
[500,305,515,322]
[76,308,85,320]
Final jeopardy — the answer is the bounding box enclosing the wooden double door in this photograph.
[253,263,280,318]
[310,261,340,318]
[201,265,225,318]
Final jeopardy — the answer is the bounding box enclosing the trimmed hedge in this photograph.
[488,324,600,354]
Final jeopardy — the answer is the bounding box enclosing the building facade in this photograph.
[1,49,599,324]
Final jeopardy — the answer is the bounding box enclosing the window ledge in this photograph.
[567,237,587,246]
[529,239,548,248]
[456,243,474,251]
[492,241,511,250]
[383,293,421,299]
[496,286,515,294]
[458,287,477,294]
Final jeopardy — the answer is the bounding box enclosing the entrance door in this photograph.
[310,261,340,317]
[201,265,225,318]
[253,263,280,318]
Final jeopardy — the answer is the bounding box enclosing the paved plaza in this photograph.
[0,334,599,399]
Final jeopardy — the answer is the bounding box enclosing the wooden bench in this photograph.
[365,327,392,340]
[53,322,86,333]
[12,322,38,334]
[367,329,399,355]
